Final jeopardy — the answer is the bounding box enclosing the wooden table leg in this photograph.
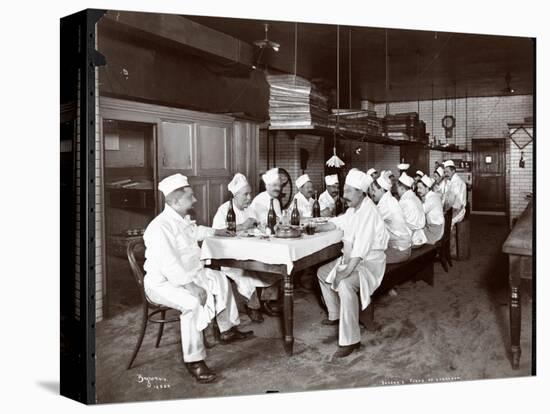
[509,255,522,370]
[282,270,294,356]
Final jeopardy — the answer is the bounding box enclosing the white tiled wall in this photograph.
[259,131,325,197]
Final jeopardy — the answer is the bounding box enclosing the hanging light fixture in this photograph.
[326,24,345,168]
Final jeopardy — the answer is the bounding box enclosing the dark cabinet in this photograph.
[107,188,155,210]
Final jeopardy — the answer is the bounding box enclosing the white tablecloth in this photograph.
[200,229,344,274]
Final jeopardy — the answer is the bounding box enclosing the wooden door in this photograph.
[472,139,506,212]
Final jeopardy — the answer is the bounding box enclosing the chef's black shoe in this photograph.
[246,306,264,323]
[332,342,360,358]
[185,360,217,383]
[261,300,282,316]
[219,327,254,344]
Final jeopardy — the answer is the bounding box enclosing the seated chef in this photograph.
[212,173,279,323]
[396,173,427,247]
[413,170,424,193]
[397,162,410,177]
[442,160,467,226]
[249,167,282,226]
[416,175,444,244]
[319,174,341,217]
[366,168,379,180]
[414,170,424,183]
[143,174,253,384]
[315,170,389,358]
[370,174,412,263]
[291,173,315,218]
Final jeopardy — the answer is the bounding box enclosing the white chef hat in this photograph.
[366,168,377,176]
[228,173,249,195]
[325,174,339,186]
[376,176,392,191]
[397,163,410,171]
[421,175,435,188]
[416,170,425,177]
[384,170,394,178]
[345,169,371,193]
[296,174,311,189]
[436,166,445,177]
[158,173,190,197]
[262,167,280,185]
[443,160,455,168]
[398,173,415,188]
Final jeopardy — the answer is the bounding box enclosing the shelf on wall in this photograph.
[428,145,471,154]
[267,125,425,147]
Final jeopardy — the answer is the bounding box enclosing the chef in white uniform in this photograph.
[397,162,410,177]
[396,173,427,247]
[366,168,379,180]
[433,166,448,197]
[316,170,389,358]
[416,175,444,244]
[371,175,412,263]
[443,160,467,225]
[249,167,282,226]
[143,174,253,384]
[212,173,278,323]
[291,174,315,218]
[414,170,424,183]
[319,174,340,217]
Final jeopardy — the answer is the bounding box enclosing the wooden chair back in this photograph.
[127,238,148,305]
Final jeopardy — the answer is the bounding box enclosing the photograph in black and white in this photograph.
[59,8,535,404]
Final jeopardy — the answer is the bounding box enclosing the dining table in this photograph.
[200,228,344,355]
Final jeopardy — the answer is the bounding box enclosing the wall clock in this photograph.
[441,115,456,138]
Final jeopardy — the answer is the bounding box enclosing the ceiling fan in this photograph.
[253,23,280,52]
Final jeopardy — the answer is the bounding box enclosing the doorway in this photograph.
[472,139,506,212]
[102,119,157,317]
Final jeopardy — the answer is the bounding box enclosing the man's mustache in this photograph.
[343,198,351,203]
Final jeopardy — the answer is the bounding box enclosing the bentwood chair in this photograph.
[126,238,181,369]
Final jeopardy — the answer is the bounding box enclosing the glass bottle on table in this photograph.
[290,198,300,226]
[267,198,277,233]
[226,198,236,232]
[312,191,321,218]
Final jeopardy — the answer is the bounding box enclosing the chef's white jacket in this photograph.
[326,196,389,309]
[291,191,314,218]
[444,173,467,224]
[249,191,282,225]
[399,189,427,246]
[377,191,412,251]
[143,205,230,331]
[422,190,444,244]
[319,190,335,213]
[212,200,252,230]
